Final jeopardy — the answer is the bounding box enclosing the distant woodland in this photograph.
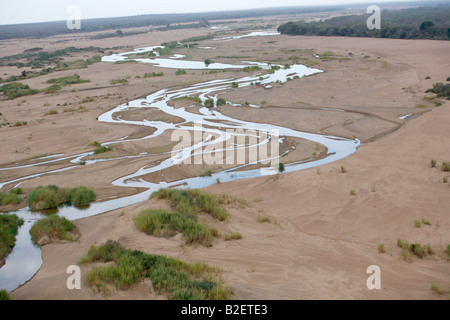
[0,6,342,40]
[278,5,450,40]
[0,2,445,40]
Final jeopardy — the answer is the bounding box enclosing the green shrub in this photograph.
[0,190,22,206]
[397,239,433,259]
[431,283,445,295]
[231,82,239,89]
[431,159,437,167]
[441,162,450,172]
[195,193,229,221]
[134,209,216,246]
[0,82,39,99]
[71,187,96,207]
[204,98,215,108]
[46,74,90,86]
[144,72,164,78]
[426,83,450,100]
[175,69,187,76]
[29,214,75,245]
[150,188,234,223]
[42,84,62,94]
[110,78,128,85]
[173,96,202,105]
[28,185,96,211]
[28,186,58,210]
[9,188,22,195]
[0,214,24,262]
[378,243,386,254]
[216,98,226,106]
[414,219,421,228]
[80,241,233,299]
[94,145,113,154]
[0,289,10,300]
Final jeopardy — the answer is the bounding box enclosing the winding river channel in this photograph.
[0,35,360,293]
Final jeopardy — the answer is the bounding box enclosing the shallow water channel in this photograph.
[0,42,360,293]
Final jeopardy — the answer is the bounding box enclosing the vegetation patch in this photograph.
[134,209,217,247]
[397,239,434,260]
[175,69,187,76]
[0,188,23,207]
[0,214,24,264]
[426,82,450,100]
[46,74,90,87]
[144,72,164,78]
[29,214,76,245]
[0,289,10,300]
[28,185,96,211]
[151,188,240,222]
[0,82,39,99]
[278,6,450,40]
[110,78,128,85]
[172,96,202,105]
[79,240,233,299]
[257,215,271,223]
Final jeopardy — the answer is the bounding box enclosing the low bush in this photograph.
[0,82,39,99]
[134,209,217,246]
[29,214,75,245]
[46,74,90,86]
[0,189,22,206]
[28,185,96,211]
[397,239,434,259]
[204,98,215,108]
[110,78,128,85]
[175,69,187,76]
[79,240,233,299]
[224,231,242,241]
[0,214,24,262]
[93,144,113,155]
[0,289,10,300]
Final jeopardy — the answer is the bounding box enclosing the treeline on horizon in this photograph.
[0,1,441,40]
[278,5,450,40]
[0,6,343,40]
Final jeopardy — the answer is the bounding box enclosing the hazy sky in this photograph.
[1,0,420,25]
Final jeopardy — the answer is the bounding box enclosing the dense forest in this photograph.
[278,5,450,40]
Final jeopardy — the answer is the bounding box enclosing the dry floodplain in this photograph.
[0,14,449,300]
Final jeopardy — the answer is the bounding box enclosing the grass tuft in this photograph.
[0,214,24,263]
[28,185,96,211]
[134,209,217,247]
[29,214,75,245]
[79,240,233,299]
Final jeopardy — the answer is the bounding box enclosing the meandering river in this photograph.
[0,38,360,293]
